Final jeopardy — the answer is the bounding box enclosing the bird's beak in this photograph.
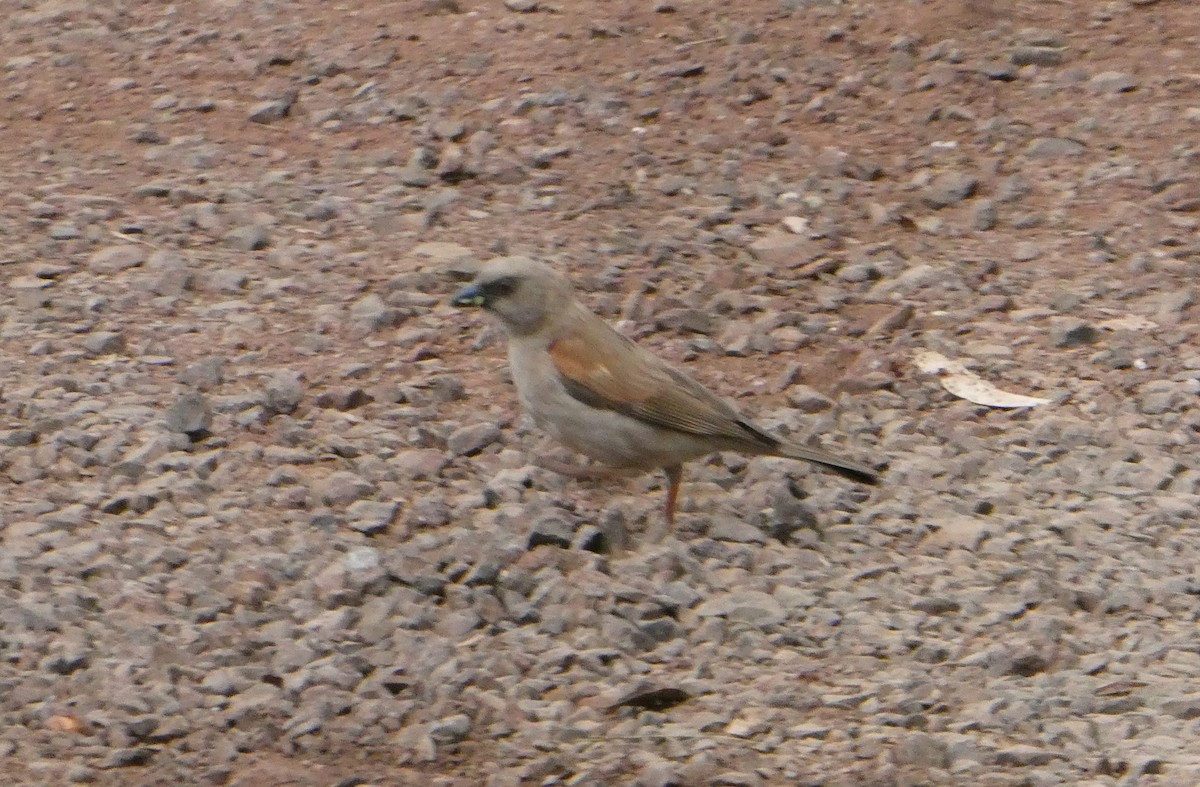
[451,283,486,308]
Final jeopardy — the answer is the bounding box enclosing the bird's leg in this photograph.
[663,464,683,532]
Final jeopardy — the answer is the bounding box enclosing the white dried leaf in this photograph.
[940,374,1051,408]
[915,351,1050,408]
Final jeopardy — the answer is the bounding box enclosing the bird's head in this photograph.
[452,256,574,336]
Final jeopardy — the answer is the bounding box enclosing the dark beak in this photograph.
[451,283,486,308]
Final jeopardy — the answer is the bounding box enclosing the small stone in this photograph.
[978,60,1017,81]
[130,124,166,144]
[392,449,447,481]
[1012,241,1041,262]
[638,762,687,787]
[26,205,63,227]
[420,0,462,14]
[708,517,768,544]
[0,429,36,447]
[504,0,537,10]
[431,118,467,141]
[304,197,339,221]
[611,684,692,712]
[1052,320,1100,348]
[695,591,786,627]
[657,308,721,336]
[837,262,876,282]
[788,723,831,740]
[913,597,961,615]
[1156,182,1200,212]
[350,293,400,331]
[397,165,434,188]
[66,764,96,783]
[1138,380,1190,415]
[1014,28,1065,47]
[447,422,501,456]
[994,745,1064,767]
[656,175,689,195]
[924,518,995,550]
[436,144,469,181]
[922,171,978,208]
[725,715,771,738]
[747,231,820,266]
[314,387,372,411]
[1090,71,1138,94]
[83,331,125,355]
[784,385,833,413]
[1160,693,1200,719]
[1010,46,1064,66]
[224,224,270,251]
[972,199,998,230]
[1097,696,1142,714]
[464,560,502,586]
[146,249,194,295]
[345,546,383,574]
[319,471,376,506]
[896,732,948,768]
[527,516,575,550]
[346,500,399,535]
[9,276,53,292]
[133,182,171,200]
[41,648,89,675]
[430,713,472,743]
[718,321,768,357]
[249,90,297,123]
[410,241,477,275]
[199,269,249,295]
[48,222,81,240]
[1006,649,1051,677]
[170,187,208,206]
[101,748,155,768]
[164,391,213,438]
[180,357,225,389]
[88,245,146,274]
[1026,137,1084,158]
[264,371,304,414]
[996,175,1032,203]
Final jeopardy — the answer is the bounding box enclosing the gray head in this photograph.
[451,256,574,336]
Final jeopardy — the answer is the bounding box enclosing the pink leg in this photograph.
[663,464,683,530]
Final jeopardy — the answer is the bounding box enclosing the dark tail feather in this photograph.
[774,440,881,485]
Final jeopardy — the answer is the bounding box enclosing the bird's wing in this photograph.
[547,316,769,445]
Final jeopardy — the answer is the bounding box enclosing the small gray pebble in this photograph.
[164,391,213,437]
[83,331,125,355]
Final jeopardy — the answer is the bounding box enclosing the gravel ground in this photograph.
[2,0,1200,785]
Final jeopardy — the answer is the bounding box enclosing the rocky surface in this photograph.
[2,0,1199,784]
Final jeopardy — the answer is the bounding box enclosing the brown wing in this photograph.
[547,317,772,446]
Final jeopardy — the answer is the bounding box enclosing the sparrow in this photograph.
[451,256,879,530]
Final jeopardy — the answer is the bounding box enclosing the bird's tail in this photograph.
[773,440,880,485]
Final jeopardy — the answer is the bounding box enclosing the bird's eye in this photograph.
[484,277,518,299]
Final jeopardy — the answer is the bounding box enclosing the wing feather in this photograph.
[547,319,770,446]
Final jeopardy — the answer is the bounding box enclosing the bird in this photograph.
[451,256,879,532]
